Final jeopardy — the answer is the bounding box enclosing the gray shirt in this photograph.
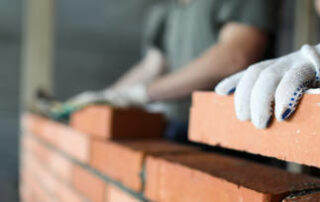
[144,0,280,122]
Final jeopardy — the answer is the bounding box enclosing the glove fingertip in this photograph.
[276,106,295,122]
[252,115,273,129]
[236,110,250,122]
[215,85,236,96]
[275,93,304,121]
[227,87,236,94]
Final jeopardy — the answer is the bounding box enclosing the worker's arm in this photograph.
[67,23,268,108]
[147,23,268,101]
[66,48,165,107]
[315,0,320,15]
[111,48,166,91]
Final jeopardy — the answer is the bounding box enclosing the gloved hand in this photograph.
[68,83,150,108]
[215,44,320,129]
[105,83,150,107]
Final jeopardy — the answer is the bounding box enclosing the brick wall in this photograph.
[20,102,320,202]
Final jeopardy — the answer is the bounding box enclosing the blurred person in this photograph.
[67,0,280,141]
[216,0,320,129]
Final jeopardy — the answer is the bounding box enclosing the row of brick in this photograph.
[21,104,167,160]
[22,113,195,192]
[145,154,320,202]
[21,134,141,202]
[189,92,320,168]
[22,113,90,162]
[21,113,320,202]
[20,149,85,202]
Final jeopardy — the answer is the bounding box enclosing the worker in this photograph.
[68,0,280,140]
[216,0,320,129]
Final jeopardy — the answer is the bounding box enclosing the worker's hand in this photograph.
[215,44,320,129]
[68,84,149,108]
[105,83,150,107]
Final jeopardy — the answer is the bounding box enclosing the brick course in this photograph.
[189,92,320,168]
[22,113,90,163]
[145,153,320,202]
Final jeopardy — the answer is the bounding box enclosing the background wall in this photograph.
[0,0,301,201]
[54,0,152,99]
[0,0,151,201]
[0,0,22,201]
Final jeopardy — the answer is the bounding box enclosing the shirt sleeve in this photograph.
[215,0,280,33]
[142,3,168,54]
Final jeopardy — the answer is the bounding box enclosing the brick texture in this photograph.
[20,170,51,202]
[22,134,73,182]
[22,113,90,162]
[90,139,197,192]
[72,165,106,202]
[145,153,320,202]
[21,152,83,202]
[189,92,320,168]
[105,184,140,202]
[71,105,166,140]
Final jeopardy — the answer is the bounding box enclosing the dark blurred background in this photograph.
[0,0,313,201]
[1,0,152,201]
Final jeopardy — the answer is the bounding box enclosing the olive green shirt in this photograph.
[144,0,280,122]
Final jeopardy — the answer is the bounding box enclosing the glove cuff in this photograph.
[301,44,320,71]
[301,44,320,86]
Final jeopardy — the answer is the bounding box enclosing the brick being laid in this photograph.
[145,152,320,202]
[71,105,166,140]
[189,92,320,168]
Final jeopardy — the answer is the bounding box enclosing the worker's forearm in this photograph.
[112,48,165,91]
[147,43,262,101]
[112,63,148,90]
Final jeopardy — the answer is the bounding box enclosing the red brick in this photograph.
[20,169,37,202]
[21,134,87,202]
[26,155,58,196]
[71,105,166,140]
[105,184,139,202]
[22,152,83,202]
[189,92,320,168]
[21,134,73,182]
[21,113,58,145]
[29,179,55,202]
[90,139,196,191]
[72,165,106,202]
[145,153,320,202]
[283,191,320,201]
[22,113,90,163]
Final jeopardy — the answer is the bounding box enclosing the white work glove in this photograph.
[105,83,150,107]
[215,44,320,129]
[68,84,149,108]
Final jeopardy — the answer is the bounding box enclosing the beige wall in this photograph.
[21,0,55,110]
